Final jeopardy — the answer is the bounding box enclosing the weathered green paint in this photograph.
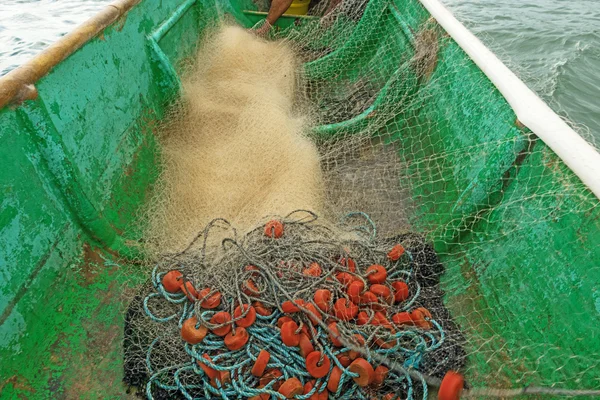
[0,0,599,397]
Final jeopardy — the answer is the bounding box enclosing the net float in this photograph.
[277,316,294,328]
[260,369,283,390]
[347,280,365,304]
[180,316,208,344]
[303,302,322,324]
[356,311,369,325]
[234,304,256,327]
[339,257,357,273]
[242,280,260,296]
[304,380,328,400]
[391,281,409,303]
[365,265,387,284]
[305,351,330,378]
[336,352,351,367]
[348,334,365,360]
[253,301,272,316]
[314,289,332,312]
[392,312,414,326]
[224,327,249,350]
[411,307,433,330]
[298,333,315,357]
[211,370,231,388]
[370,284,393,305]
[335,272,355,288]
[438,371,465,400]
[372,365,390,387]
[333,298,358,320]
[328,322,343,347]
[251,350,271,377]
[281,320,301,346]
[359,291,383,310]
[371,311,390,326]
[327,366,343,392]
[278,377,303,399]
[349,358,375,386]
[197,354,219,380]
[387,244,405,261]
[181,281,198,302]
[282,299,305,313]
[210,311,232,336]
[161,270,183,293]
[264,220,284,238]
[303,262,322,277]
[199,288,221,308]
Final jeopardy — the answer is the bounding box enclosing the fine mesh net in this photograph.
[124,0,600,397]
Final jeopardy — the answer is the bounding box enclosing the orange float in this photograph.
[339,257,357,273]
[278,377,303,399]
[277,316,294,328]
[210,311,232,336]
[243,280,260,296]
[438,371,464,400]
[304,380,328,400]
[365,265,387,284]
[199,288,221,309]
[224,327,249,350]
[356,311,369,325]
[411,307,433,330]
[197,354,219,380]
[335,272,355,288]
[347,280,365,304]
[372,365,389,387]
[303,262,322,277]
[260,369,283,390]
[336,352,351,367]
[282,299,305,313]
[314,289,332,312]
[234,304,256,328]
[327,366,343,393]
[370,284,393,305]
[281,320,301,346]
[392,281,409,303]
[328,322,343,347]
[387,244,405,261]
[264,220,284,238]
[162,270,183,293]
[392,312,414,326]
[298,333,315,358]
[348,334,365,360]
[349,358,375,386]
[253,301,272,316]
[181,316,208,344]
[303,303,322,325]
[251,350,271,377]
[181,281,198,302]
[333,298,358,321]
[305,351,330,378]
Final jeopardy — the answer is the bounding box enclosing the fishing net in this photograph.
[124,0,600,397]
[125,212,465,399]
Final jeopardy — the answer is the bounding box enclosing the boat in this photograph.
[0,0,599,398]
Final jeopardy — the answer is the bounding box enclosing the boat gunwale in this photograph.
[0,0,141,109]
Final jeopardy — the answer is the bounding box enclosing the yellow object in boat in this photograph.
[284,0,310,16]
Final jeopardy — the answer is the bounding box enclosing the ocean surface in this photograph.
[0,0,598,140]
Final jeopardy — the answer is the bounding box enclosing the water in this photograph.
[0,0,112,74]
[0,0,599,139]
[441,0,600,142]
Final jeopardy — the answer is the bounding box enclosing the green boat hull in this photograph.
[0,0,598,397]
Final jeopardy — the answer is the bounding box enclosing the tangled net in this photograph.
[124,211,466,399]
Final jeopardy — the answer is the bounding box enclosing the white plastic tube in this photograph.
[418,0,600,200]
